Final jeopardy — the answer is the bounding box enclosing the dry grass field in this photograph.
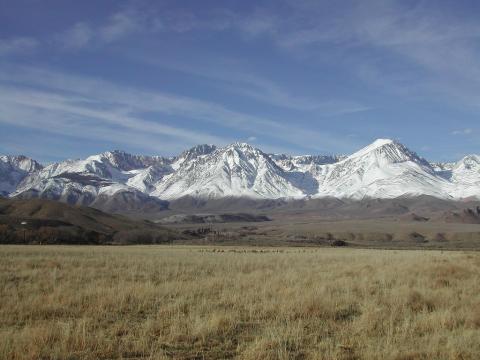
[1,246,480,360]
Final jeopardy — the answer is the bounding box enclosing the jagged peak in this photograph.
[229,142,256,149]
[181,144,217,156]
[458,154,480,162]
[220,143,272,161]
[223,142,273,155]
[1,154,38,162]
[175,145,217,168]
[78,150,171,173]
[1,154,26,160]
[190,143,216,151]
[101,149,155,159]
[94,150,169,163]
[0,154,43,171]
[105,149,127,155]
[454,154,480,170]
[5,139,480,202]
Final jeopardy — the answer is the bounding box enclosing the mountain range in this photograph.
[1,139,479,212]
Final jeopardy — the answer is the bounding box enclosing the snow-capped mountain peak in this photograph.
[454,154,480,172]
[270,153,345,172]
[317,139,444,199]
[0,155,43,195]
[222,142,270,161]
[153,142,303,199]
[172,144,217,170]
[3,139,480,208]
[94,150,171,171]
[346,138,431,169]
[450,155,480,197]
[0,155,43,173]
[351,138,395,155]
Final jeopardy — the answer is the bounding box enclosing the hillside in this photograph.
[0,198,181,244]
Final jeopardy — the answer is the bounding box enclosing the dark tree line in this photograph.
[0,224,177,245]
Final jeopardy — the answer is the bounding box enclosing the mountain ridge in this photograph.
[2,139,480,212]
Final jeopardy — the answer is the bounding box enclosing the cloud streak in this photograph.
[259,1,480,111]
[55,8,150,49]
[0,37,39,56]
[120,1,479,114]
[452,129,473,136]
[0,65,361,155]
[137,56,370,114]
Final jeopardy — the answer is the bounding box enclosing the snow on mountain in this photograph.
[126,166,171,193]
[12,150,174,210]
[431,161,455,180]
[315,139,452,199]
[172,144,217,170]
[270,153,344,172]
[4,139,480,208]
[448,155,480,198]
[451,155,480,183]
[14,176,168,212]
[17,150,172,188]
[153,143,304,199]
[122,144,218,194]
[0,155,43,195]
[14,175,107,206]
[268,153,348,196]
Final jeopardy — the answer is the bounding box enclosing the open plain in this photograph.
[1,245,479,359]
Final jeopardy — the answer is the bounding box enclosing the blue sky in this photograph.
[1,0,480,163]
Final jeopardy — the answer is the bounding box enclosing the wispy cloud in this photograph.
[452,128,473,136]
[0,85,227,154]
[0,37,39,56]
[0,66,229,154]
[13,0,480,117]
[254,1,480,111]
[99,10,143,43]
[136,1,478,113]
[55,8,149,49]
[1,7,154,53]
[137,57,370,114]
[56,22,93,49]
[0,65,361,154]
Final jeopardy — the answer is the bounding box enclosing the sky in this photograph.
[1,0,480,163]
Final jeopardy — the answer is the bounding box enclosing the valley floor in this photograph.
[1,245,479,359]
[165,213,480,249]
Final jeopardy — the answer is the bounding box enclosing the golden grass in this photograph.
[0,246,479,360]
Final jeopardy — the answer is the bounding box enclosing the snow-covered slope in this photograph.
[172,144,217,170]
[3,139,480,209]
[448,155,480,198]
[315,139,452,199]
[269,153,344,172]
[431,162,456,180]
[153,143,304,199]
[451,155,480,184]
[0,155,42,195]
[12,150,174,210]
